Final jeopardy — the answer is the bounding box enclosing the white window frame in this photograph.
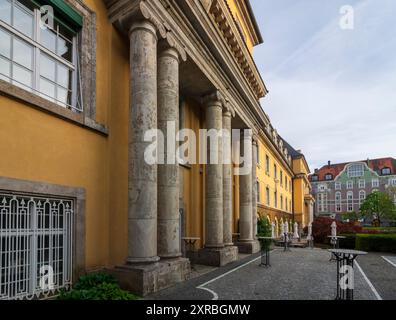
[372,179,379,188]
[347,181,354,189]
[347,191,354,212]
[347,164,364,178]
[335,182,341,190]
[0,0,80,111]
[389,178,396,187]
[358,179,365,189]
[359,190,366,206]
[335,192,342,212]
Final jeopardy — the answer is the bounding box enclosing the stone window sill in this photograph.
[0,80,108,136]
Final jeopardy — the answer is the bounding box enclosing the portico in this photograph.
[105,0,267,295]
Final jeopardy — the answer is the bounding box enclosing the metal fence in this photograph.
[0,192,74,300]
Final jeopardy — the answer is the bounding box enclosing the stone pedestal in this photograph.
[110,258,190,296]
[189,246,238,267]
[235,240,260,254]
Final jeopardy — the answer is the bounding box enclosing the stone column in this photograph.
[127,21,159,264]
[157,44,181,259]
[237,130,260,254]
[204,93,224,248]
[193,92,238,267]
[252,138,258,239]
[222,110,233,246]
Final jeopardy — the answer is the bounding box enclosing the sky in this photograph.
[251,0,396,171]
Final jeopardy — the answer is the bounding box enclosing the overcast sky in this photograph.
[251,0,396,171]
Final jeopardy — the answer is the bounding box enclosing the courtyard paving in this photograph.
[147,248,396,300]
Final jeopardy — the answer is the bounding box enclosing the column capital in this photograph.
[129,20,158,39]
[202,90,224,108]
[158,40,180,62]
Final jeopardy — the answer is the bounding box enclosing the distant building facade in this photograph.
[309,158,396,218]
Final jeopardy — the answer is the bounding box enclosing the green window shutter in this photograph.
[34,0,83,32]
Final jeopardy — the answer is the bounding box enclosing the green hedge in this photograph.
[339,234,356,249]
[355,234,396,253]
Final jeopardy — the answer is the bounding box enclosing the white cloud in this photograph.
[252,0,396,170]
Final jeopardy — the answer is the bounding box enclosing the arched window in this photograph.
[382,167,391,175]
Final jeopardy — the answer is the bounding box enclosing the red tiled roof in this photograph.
[309,157,396,181]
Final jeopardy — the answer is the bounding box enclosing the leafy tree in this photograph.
[360,191,396,226]
[342,211,359,222]
[257,217,271,237]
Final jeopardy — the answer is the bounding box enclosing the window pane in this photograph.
[0,0,11,25]
[57,63,71,88]
[40,77,55,100]
[40,53,55,81]
[40,27,57,53]
[13,38,33,69]
[57,36,73,62]
[0,56,11,81]
[57,86,70,106]
[13,63,32,89]
[13,3,34,38]
[0,27,11,58]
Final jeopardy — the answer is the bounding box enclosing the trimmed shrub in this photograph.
[339,234,356,249]
[309,217,362,244]
[257,217,271,237]
[355,234,396,254]
[58,272,140,300]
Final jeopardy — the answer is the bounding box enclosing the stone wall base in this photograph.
[108,258,190,296]
[189,246,238,267]
[235,240,260,254]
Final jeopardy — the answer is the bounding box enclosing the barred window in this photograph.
[0,0,82,111]
[0,192,74,300]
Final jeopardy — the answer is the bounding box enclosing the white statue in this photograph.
[280,222,285,240]
[271,222,275,239]
[331,221,337,238]
[284,222,289,234]
[293,222,299,239]
[307,222,313,241]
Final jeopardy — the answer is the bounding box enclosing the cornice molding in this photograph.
[207,0,267,99]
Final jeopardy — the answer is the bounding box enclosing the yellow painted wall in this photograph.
[0,0,131,269]
[256,138,293,215]
[226,0,255,52]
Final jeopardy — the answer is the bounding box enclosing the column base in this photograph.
[189,246,238,267]
[108,258,191,297]
[235,240,260,254]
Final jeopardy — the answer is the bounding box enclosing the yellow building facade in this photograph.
[0,0,312,298]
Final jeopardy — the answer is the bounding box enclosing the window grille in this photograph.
[0,192,74,300]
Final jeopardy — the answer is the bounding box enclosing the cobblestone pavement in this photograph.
[147,248,390,300]
[356,252,396,300]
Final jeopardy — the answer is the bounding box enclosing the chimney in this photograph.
[328,161,331,167]
[315,169,319,174]
[367,158,370,166]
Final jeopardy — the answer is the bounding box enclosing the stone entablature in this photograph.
[205,0,267,99]
[104,0,267,138]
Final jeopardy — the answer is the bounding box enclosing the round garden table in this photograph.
[328,249,367,300]
[328,236,346,261]
[258,237,274,267]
